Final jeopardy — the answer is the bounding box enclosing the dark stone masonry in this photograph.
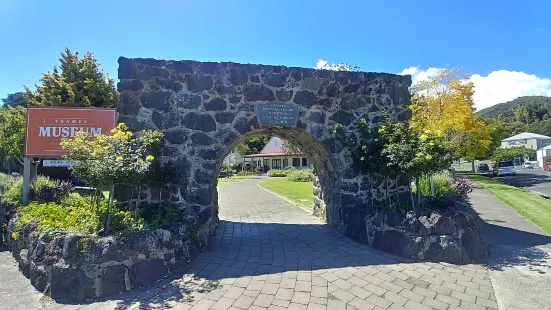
[116,57,412,234]
[1,59,490,302]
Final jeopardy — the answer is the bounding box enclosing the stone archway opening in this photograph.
[214,126,339,224]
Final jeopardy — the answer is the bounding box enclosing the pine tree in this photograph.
[24,48,119,108]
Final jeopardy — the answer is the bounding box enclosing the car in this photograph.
[544,162,551,171]
[476,163,489,172]
[492,160,516,176]
[523,162,534,169]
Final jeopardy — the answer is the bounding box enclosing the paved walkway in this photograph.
[469,184,551,310]
[10,178,499,310]
[0,245,44,310]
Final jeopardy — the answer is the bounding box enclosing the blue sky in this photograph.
[1,0,550,109]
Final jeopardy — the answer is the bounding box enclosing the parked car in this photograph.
[493,161,516,176]
[523,162,534,169]
[544,162,551,171]
[476,163,489,172]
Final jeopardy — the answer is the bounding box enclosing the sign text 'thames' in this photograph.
[25,107,117,158]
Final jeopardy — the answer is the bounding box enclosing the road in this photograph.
[493,168,551,197]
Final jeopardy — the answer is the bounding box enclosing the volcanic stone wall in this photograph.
[117,57,411,233]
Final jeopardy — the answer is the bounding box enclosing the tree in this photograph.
[60,124,163,235]
[24,48,118,108]
[491,147,536,163]
[334,116,452,213]
[0,106,26,164]
[1,92,27,107]
[410,68,493,170]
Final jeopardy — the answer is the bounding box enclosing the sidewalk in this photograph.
[0,246,44,310]
[469,184,551,310]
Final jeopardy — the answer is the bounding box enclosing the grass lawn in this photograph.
[467,173,551,235]
[259,178,314,210]
[217,175,254,187]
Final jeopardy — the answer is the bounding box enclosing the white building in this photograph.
[501,132,551,150]
[537,145,551,167]
[244,137,313,172]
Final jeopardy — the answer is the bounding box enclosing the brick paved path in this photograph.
[45,178,498,310]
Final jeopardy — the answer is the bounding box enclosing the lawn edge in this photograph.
[257,180,314,214]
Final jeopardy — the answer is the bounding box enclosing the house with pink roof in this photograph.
[244,137,313,172]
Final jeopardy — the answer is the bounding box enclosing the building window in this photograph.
[302,157,308,167]
[272,159,282,169]
[292,158,299,167]
[283,158,289,167]
[263,159,269,167]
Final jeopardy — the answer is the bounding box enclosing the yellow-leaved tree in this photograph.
[409,68,492,171]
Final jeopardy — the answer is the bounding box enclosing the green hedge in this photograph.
[287,169,314,182]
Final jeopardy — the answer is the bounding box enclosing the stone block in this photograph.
[129,259,168,288]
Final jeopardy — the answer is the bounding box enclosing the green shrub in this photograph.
[284,166,297,171]
[140,202,182,229]
[3,175,23,204]
[37,180,73,203]
[30,175,57,200]
[14,199,101,239]
[287,169,314,182]
[414,171,454,197]
[0,173,8,194]
[236,171,260,176]
[267,169,287,177]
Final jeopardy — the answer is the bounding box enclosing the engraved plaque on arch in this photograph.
[255,102,299,127]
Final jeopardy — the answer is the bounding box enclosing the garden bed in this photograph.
[2,201,212,302]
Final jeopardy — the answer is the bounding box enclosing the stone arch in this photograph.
[116,57,412,244]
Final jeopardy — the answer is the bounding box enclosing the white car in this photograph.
[523,162,534,169]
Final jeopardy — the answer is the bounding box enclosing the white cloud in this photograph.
[315,59,353,71]
[400,66,551,111]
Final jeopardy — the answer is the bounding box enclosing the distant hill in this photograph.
[477,96,551,119]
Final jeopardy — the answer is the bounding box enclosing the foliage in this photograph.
[30,175,56,200]
[14,195,103,238]
[0,173,8,194]
[491,146,536,162]
[3,174,23,204]
[139,202,182,229]
[453,178,473,200]
[414,172,455,197]
[60,123,164,234]
[61,124,163,190]
[287,169,314,182]
[36,180,73,203]
[24,48,118,108]
[409,68,492,159]
[0,106,26,163]
[232,135,270,157]
[12,192,181,239]
[478,96,551,120]
[1,92,27,107]
[334,114,453,212]
[267,169,288,177]
[335,116,452,179]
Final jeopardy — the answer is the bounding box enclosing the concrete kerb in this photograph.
[256,180,314,215]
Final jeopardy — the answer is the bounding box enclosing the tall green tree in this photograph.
[0,106,27,164]
[24,48,119,108]
[1,92,27,107]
